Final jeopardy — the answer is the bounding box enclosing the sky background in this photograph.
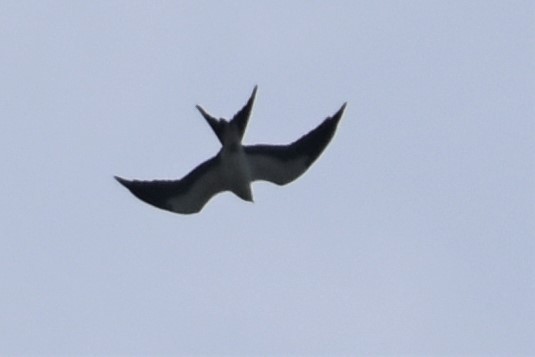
[1,1,533,355]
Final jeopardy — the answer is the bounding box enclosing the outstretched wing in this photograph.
[244,103,346,185]
[115,155,228,214]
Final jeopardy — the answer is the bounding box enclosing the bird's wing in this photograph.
[115,155,228,214]
[244,103,346,186]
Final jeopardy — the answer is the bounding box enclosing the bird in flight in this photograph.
[115,86,346,214]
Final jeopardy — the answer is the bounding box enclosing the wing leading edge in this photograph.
[114,155,227,214]
[244,103,346,185]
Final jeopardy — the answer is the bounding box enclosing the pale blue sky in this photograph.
[1,1,533,355]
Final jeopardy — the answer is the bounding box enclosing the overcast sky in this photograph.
[1,1,533,355]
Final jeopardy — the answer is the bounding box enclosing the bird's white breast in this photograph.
[221,146,253,200]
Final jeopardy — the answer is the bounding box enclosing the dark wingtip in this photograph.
[333,102,347,120]
[300,102,347,161]
[321,102,347,131]
[114,176,129,192]
[114,175,127,184]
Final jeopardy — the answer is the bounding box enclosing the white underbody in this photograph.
[166,125,253,213]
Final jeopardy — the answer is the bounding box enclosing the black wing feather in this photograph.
[115,155,223,214]
[244,103,346,185]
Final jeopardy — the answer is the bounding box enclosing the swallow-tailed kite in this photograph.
[115,86,346,214]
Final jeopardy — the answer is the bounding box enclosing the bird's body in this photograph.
[115,86,346,214]
[218,141,253,202]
